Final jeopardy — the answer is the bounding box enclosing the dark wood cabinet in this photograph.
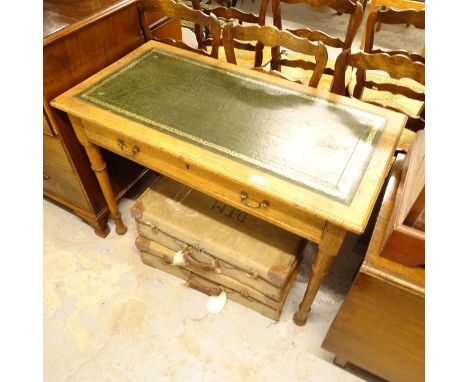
[43,0,181,237]
[322,157,425,382]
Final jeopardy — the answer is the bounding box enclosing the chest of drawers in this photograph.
[43,0,181,236]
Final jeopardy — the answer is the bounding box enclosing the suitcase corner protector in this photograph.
[130,200,144,219]
[267,265,290,286]
[135,235,150,252]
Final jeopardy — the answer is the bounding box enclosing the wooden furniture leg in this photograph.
[94,224,111,238]
[68,116,127,235]
[360,0,377,49]
[375,5,386,32]
[293,223,347,326]
[78,214,111,238]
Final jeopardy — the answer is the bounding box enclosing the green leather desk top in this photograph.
[78,48,387,204]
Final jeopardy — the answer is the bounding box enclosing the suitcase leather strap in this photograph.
[184,273,222,296]
[184,250,259,281]
[183,251,219,271]
[140,220,261,281]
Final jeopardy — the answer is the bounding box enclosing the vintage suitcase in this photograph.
[130,176,304,317]
[137,242,298,321]
[136,235,293,310]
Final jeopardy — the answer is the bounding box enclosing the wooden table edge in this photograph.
[51,40,406,234]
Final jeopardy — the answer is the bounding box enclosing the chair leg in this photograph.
[375,6,387,32]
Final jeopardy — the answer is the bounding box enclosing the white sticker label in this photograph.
[250,174,266,185]
[172,250,187,266]
[207,290,227,314]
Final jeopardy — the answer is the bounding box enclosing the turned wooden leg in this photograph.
[293,223,346,326]
[88,156,127,235]
[69,116,127,235]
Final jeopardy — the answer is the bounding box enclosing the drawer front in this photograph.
[43,160,89,210]
[43,133,74,173]
[86,124,326,242]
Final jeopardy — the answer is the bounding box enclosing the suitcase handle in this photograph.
[186,276,223,296]
[183,252,218,271]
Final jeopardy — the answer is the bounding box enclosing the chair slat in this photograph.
[139,0,222,58]
[271,0,364,84]
[332,50,425,132]
[364,7,425,60]
[224,25,328,88]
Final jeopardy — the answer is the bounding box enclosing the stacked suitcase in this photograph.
[131,176,304,320]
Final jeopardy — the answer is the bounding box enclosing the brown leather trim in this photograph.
[267,265,291,287]
[186,276,222,296]
[130,199,144,219]
[135,235,150,252]
[183,252,217,271]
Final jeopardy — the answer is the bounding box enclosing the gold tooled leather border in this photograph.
[79,49,386,203]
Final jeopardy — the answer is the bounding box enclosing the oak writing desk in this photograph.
[52,41,405,325]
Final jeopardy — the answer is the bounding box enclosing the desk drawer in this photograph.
[43,160,89,210]
[85,125,325,242]
[43,134,74,173]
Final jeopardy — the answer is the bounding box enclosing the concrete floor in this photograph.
[45,173,382,382]
[44,3,424,381]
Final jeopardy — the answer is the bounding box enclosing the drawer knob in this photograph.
[117,139,140,156]
[240,191,270,209]
[43,173,51,180]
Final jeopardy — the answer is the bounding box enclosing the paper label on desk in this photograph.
[250,174,266,185]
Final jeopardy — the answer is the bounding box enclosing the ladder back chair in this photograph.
[364,7,425,62]
[348,7,425,147]
[223,25,328,88]
[271,0,364,76]
[198,0,271,67]
[364,0,425,37]
[138,0,222,58]
[332,50,425,134]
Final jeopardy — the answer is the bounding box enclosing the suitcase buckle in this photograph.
[244,269,259,279]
